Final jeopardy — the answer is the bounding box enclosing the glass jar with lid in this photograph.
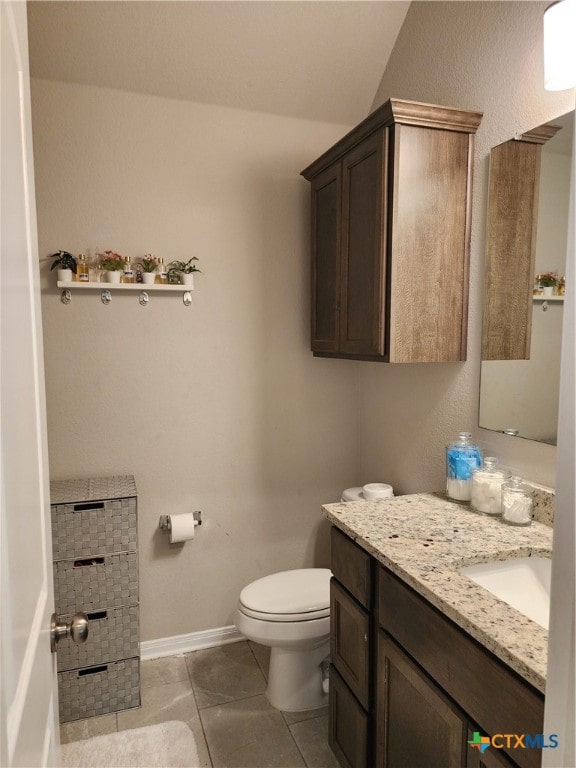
[501,477,533,526]
[470,457,511,515]
[446,432,482,502]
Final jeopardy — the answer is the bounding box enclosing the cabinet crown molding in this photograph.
[301,98,483,181]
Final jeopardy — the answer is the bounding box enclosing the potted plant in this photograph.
[50,250,77,282]
[100,251,125,283]
[537,271,558,296]
[136,254,158,285]
[167,257,201,286]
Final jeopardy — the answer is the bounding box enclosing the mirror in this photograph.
[479,110,573,445]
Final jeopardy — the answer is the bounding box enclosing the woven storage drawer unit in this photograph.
[53,552,138,615]
[50,475,140,723]
[52,497,137,561]
[57,605,140,672]
[58,657,140,723]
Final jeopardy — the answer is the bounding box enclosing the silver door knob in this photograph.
[50,612,89,653]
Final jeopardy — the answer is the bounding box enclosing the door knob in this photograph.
[50,612,89,653]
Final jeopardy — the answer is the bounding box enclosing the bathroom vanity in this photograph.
[324,494,552,768]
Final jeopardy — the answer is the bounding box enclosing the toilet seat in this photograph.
[238,568,331,623]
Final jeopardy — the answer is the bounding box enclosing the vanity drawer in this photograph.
[53,552,139,615]
[331,527,373,608]
[331,578,371,709]
[56,605,140,672]
[51,496,137,561]
[378,567,544,768]
[329,664,370,768]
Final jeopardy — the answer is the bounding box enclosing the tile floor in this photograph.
[60,640,339,768]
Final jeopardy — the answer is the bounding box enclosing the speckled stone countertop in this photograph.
[322,493,553,693]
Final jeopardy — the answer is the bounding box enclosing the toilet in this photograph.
[235,568,331,712]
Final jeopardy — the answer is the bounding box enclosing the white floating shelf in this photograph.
[532,295,564,302]
[57,281,193,292]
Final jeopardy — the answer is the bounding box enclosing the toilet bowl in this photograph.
[235,568,331,711]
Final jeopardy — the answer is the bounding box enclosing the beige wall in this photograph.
[362,1,574,492]
[32,79,360,640]
[32,2,575,643]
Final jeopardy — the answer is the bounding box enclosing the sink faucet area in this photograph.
[459,556,551,629]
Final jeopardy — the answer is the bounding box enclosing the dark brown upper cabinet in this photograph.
[301,99,483,363]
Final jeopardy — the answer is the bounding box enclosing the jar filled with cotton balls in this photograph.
[470,457,511,515]
[501,477,533,526]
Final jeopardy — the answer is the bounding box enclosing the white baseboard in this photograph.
[140,625,244,661]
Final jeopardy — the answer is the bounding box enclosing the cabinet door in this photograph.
[340,131,387,356]
[329,664,370,768]
[310,163,341,352]
[330,578,371,709]
[376,631,467,768]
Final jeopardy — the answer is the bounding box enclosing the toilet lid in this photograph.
[239,568,331,622]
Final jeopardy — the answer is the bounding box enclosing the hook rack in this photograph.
[58,282,194,307]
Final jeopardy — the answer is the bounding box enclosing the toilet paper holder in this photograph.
[159,511,202,533]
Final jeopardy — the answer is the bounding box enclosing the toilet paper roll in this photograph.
[168,512,197,543]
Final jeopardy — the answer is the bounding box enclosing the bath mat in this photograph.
[61,720,201,767]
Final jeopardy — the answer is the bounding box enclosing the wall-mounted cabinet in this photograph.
[301,99,482,363]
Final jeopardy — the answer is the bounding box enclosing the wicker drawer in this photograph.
[53,552,138,614]
[51,496,137,561]
[57,605,140,672]
[58,657,140,723]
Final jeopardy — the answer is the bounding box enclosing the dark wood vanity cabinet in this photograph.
[329,527,544,768]
[302,99,482,363]
[329,527,374,767]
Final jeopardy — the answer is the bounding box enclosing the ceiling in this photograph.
[27,1,409,126]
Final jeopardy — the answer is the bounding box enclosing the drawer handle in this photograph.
[78,664,108,677]
[73,557,105,568]
[86,610,108,621]
[73,502,105,512]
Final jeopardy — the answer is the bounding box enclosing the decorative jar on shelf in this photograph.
[181,273,194,287]
[57,269,73,282]
[142,272,156,285]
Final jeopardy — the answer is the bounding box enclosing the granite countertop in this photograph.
[322,493,553,693]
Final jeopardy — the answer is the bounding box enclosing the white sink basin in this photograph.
[459,556,551,629]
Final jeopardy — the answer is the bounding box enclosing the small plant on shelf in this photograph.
[100,251,125,272]
[537,271,558,288]
[136,254,159,273]
[167,257,201,284]
[50,250,77,274]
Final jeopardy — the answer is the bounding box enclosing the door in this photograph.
[310,163,341,353]
[0,3,60,766]
[376,632,467,768]
[340,131,387,357]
